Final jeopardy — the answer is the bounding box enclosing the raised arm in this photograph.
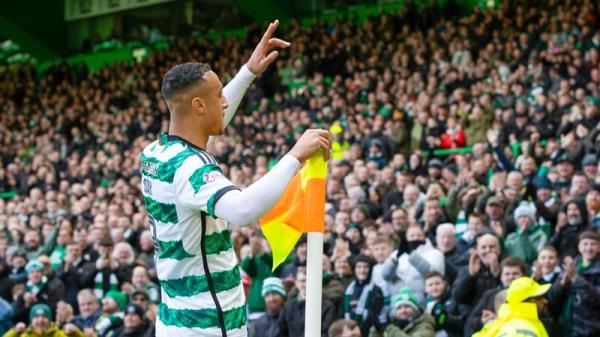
[212,20,290,137]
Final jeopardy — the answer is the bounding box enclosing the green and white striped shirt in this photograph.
[141,133,247,337]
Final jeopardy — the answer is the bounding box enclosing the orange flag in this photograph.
[259,154,327,270]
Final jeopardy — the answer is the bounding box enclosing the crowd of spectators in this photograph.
[1,0,600,336]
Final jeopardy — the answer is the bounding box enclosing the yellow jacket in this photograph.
[473,302,548,337]
[331,140,350,160]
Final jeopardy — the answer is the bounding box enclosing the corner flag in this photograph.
[259,154,327,270]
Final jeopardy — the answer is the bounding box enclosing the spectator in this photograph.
[473,277,550,337]
[3,303,84,337]
[382,226,445,304]
[241,234,277,318]
[369,287,435,337]
[111,304,154,337]
[464,257,527,336]
[549,230,600,337]
[504,204,548,266]
[531,246,562,285]
[69,289,101,332]
[550,199,590,259]
[56,242,95,313]
[247,277,286,337]
[127,267,159,305]
[278,269,335,337]
[452,233,501,310]
[423,272,468,337]
[343,255,388,337]
[12,260,65,324]
[328,319,361,337]
[92,238,129,300]
[95,291,127,337]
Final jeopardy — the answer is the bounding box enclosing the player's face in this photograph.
[199,71,228,136]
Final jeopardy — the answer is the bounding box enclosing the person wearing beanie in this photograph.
[12,260,65,324]
[248,277,286,337]
[369,287,435,337]
[343,255,389,337]
[473,277,550,337]
[111,304,154,337]
[3,303,85,337]
[532,176,560,234]
[95,290,126,337]
[504,203,548,265]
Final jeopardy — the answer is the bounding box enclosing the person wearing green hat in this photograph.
[473,276,550,337]
[12,260,65,324]
[3,304,85,337]
[369,287,435,337]
[247,277,286,337]
[95,290,127,337]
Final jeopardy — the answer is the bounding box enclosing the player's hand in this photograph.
[246,19,291,75]
[289,129,332,163]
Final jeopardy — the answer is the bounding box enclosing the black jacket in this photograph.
[278,298,335,337]
[249,311,281,337]
[12,277,65,323]
[465,287,501,336]
[452,265,500,310]
[0,265,15,302]
[548,257,600,337]
[56,259,96,313]
[112,320,154,337]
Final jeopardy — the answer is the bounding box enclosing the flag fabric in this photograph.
[259,154,327,270]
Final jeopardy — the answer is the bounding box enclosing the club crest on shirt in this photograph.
[141,161,158,176]
[203,171,224,184]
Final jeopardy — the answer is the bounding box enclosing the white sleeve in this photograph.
[214,155,302,226]
[223,65,255,126]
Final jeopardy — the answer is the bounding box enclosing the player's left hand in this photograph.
[246,19,290,75]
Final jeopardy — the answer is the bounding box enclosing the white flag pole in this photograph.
[305,232,323,337]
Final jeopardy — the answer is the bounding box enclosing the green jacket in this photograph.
[503,225,547,266]
[3,324,85,337]
[241,253,275,313]
[369,313,435,337]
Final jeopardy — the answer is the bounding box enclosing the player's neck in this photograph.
[169,121,208,149]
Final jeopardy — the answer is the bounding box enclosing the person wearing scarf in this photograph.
[343,255,389,337]
[368,287,435,337]
[12,260,65,324]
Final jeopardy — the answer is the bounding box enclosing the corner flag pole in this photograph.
[305,231,323,337]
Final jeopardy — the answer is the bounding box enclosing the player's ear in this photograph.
[191,97,206,115]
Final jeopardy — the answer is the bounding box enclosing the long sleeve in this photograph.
[222,65,255,127]
[452,268,476,304]
[214,155,301,226]
[207,65,256,146]
[381,254,399,283]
